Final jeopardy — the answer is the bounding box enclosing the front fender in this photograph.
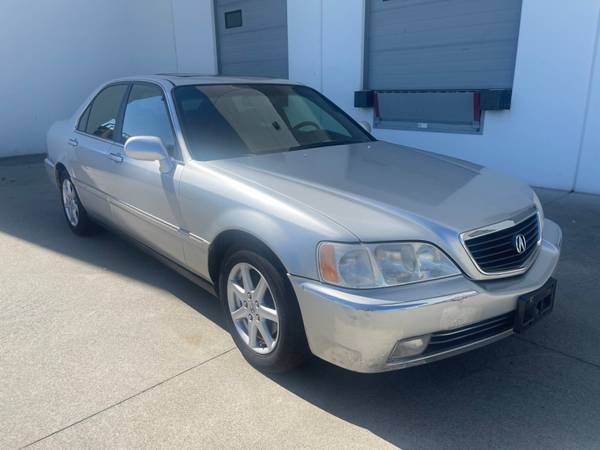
[179,163,356,281]
[207,207,341,280]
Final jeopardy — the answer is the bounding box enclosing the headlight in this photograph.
[318,242,460,289]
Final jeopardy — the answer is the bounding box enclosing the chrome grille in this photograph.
[464,213,540,274]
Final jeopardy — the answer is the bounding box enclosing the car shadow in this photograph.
[2,159,599,449]
[0,157,226,330]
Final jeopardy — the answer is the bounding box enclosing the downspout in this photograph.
[169,0,180,72]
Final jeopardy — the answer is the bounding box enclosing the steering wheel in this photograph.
[292,121,320,133]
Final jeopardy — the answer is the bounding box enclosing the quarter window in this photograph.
[84,84,128,140]
[121,84,177,157]
[77,105,91,132]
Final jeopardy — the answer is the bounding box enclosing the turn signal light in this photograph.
[318,243,340,284]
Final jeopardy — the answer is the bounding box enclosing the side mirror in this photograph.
[359,121,372,133]
[124,136,173,173]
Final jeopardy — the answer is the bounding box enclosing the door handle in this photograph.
[108,152,124,163]
[68,138,78,147]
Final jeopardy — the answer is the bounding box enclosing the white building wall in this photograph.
[172,0,218,74]
[288,0,369,123]
[3,0,598,192]
[288,0,600,194]
[288,0,322,91]
[0,0,217,158]
[575,10,600,194]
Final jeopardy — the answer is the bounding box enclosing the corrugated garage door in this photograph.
[214,0,288,78]
[364,0,522,133]
[366,0,523,90]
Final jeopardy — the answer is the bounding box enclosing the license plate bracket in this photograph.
[514,278,557,332]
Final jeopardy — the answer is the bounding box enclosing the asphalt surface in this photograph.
[1,156,599,449]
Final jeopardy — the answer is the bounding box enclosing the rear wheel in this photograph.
[59,171,96,236]
[219,249,309,373]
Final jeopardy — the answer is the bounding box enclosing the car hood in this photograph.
[207,141,536,243]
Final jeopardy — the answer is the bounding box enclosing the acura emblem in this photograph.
[514,234,527,254]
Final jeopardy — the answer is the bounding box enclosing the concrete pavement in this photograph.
[1,156,599,449]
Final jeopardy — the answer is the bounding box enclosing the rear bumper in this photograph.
[44,157,57,187]
[289,219,562,373]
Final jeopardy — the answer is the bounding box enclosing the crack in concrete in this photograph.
[19,347,237,449]
[513,335,600,370]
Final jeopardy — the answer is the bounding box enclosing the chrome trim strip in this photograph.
[431,315,510,338]
[461,208,537,240]
[108,196,211,245]
[73,178,210,247]
[298,280,478,311]
[72,177,106,199]
[109,197,180,234]
[74,130,122,147]
[385,329,514,370]
[460,210,542,278]
[73,178,211,245]
[189,232,210,246]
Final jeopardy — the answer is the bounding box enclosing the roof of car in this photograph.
[147,73,301,86]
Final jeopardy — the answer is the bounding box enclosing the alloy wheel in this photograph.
[62,179,79,227]
[227,262,279,354]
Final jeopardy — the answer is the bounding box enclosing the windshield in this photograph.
[172,84,374,160]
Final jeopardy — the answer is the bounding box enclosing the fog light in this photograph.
[388,335,431,361]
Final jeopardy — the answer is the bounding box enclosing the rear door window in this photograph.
[84,84,129,141]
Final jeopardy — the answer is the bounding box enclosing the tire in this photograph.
[59,170,96,236]
[219,249,309,373]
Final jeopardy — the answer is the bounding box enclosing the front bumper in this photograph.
[289,219,562,373]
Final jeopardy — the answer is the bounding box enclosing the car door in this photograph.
[106,82,186,264]
[70,83,129,221]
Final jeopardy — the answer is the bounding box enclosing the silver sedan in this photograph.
[45,75,562,373]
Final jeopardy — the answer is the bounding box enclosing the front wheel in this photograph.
[219,249,309,373]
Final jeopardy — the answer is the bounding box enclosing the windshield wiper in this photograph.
[287,140,365,152]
